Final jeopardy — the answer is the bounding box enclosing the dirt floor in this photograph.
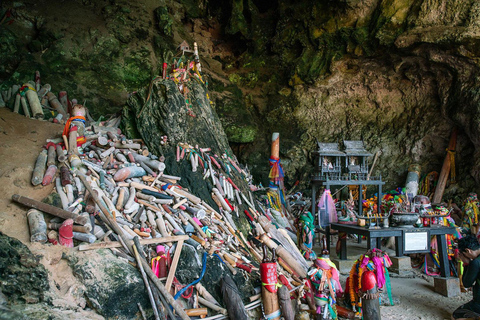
[326,240,473,320]
[0,106,474,319]
[0,108,103,319]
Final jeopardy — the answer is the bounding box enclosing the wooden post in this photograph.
[277,284,294,320]
[261,245,280,320]
[271,132,280,161]
[12,194,88,225]
[259,233,307,278]
[25,86,44,119]
[361,270,381,320]
[165,239,184,290]
[432,128,457,203]
[31,150,47,186]
[47,92,68,120]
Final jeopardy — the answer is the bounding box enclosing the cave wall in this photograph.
[1,0,480,197]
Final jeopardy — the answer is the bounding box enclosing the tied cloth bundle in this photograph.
[299,212,316,260]
[463,193,480,234]
[308,257,343,318]
[268,157,284,184]
[63,110,87,146]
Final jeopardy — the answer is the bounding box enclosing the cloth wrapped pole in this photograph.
[261,262,281,319]
[318,189,337,227]
[299,212,316,260]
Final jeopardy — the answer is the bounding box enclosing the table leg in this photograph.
[437,234,450,278]
[311,185,316,217]
[368,236,377,250]
[378,184,382,213]
[377,237,382,249]
[395,235,404,257]
[340,235,347,260]
[359,185,363,216]
[326,226,331,252]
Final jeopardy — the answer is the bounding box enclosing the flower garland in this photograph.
[347,248,393,318]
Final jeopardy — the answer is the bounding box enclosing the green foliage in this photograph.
[155,6,173,36]
[224,124,257,143]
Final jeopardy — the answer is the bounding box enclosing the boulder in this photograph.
[67,249,150,320]
[0,232,49,304]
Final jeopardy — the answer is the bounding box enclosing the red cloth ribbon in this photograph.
[269,156,284,183]
[62,116,86,146]
[261,262,278,293]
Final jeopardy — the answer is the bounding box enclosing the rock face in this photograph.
[209,0,480,194]
[2,0,480,196]
[0,232,49,304]
[123,78,252,234]
[67,249,150,319]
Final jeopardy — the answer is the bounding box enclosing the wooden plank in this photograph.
[78,235,189,251]
[166,239,184,290]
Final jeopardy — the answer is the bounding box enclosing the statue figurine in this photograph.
[323,157,334,170]
[299,212,317,261]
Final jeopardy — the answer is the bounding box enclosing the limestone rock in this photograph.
[0,232,49,304]
[67,249,150,320]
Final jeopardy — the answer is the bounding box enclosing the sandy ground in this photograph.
[0,107,474,319]
[0,108,103,319]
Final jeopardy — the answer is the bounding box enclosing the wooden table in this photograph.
[329,223,457,277]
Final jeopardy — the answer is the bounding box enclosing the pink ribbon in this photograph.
[373,256,386,289]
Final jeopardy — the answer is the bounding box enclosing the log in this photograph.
[46,142,57,167]
[56,144,66,162]
[336,305,355,319]
[132,237,161,320]
[27,209,47,243]
[48,223,90,234]
[68,127,78,155]
[20,96,30,117]
[271,132,280,160]
[12,194,87,225]
[198,297,227,315]
[25,88,43,119]
[196,283,221,307]
[261,246,280,320]
[433,128,458,203]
